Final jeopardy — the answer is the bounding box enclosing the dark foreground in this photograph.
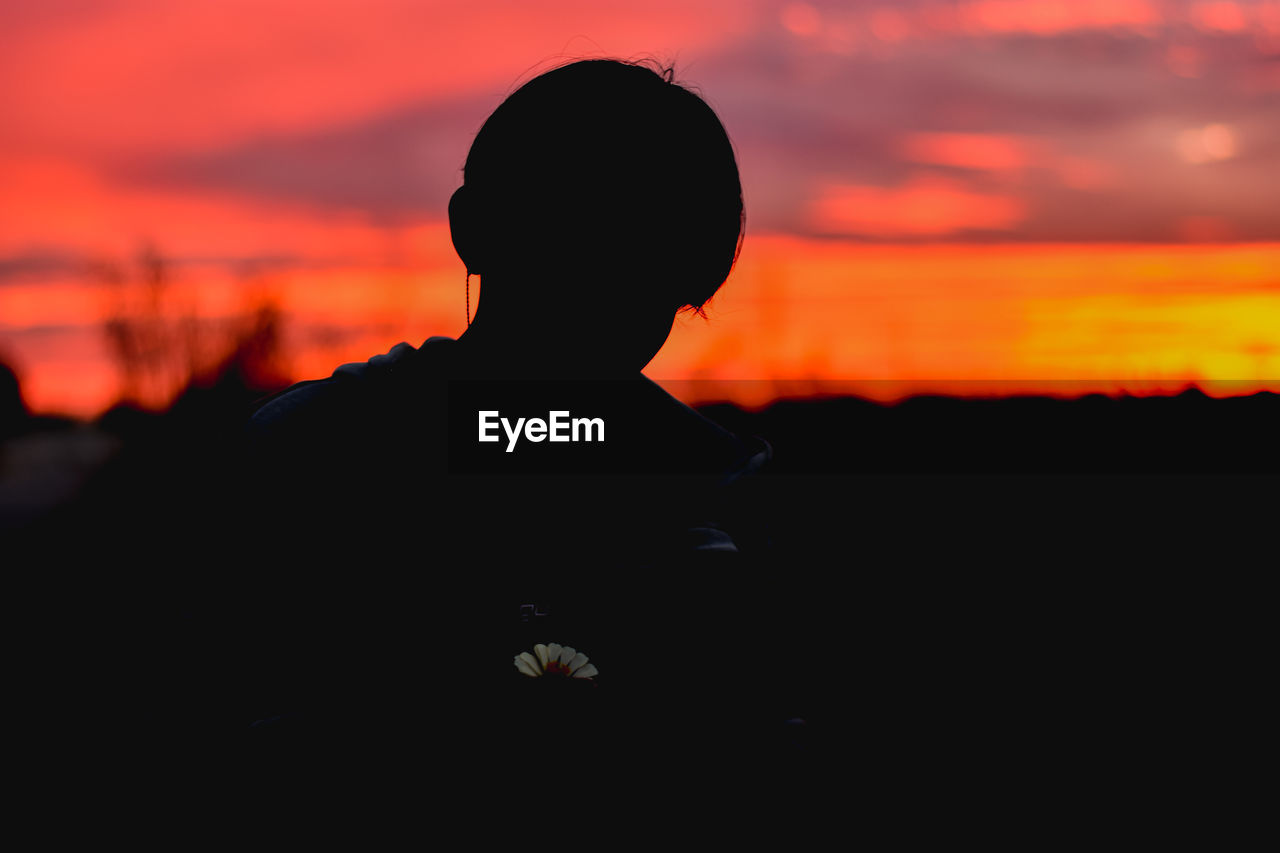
[8,387,1271,825]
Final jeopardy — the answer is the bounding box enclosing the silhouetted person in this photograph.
[227,60,786,790]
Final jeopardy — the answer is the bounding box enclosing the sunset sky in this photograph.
[2,0,1278,416]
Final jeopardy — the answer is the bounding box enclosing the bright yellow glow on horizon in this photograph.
[12,236,1276,417]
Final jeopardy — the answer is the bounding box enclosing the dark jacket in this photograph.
[233,337,779,778]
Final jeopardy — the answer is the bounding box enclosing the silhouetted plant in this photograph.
[93,243,289,413]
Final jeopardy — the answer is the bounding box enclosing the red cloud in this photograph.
[809,176,1028,236]
[899,132,1042,172]
[959,0,1161,35]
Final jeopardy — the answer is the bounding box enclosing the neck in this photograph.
[456,309,610,378]
[454,273,673,377]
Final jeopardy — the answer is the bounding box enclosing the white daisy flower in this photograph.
[514,643,599,679]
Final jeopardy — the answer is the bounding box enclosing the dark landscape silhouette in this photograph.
[7,349,1272,809]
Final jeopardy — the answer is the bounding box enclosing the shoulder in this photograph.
[244,337,455,442]
[635,377,771,481]
[243,376,361,455]
[247,377,344,431]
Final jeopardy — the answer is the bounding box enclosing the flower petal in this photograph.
[571,663,598,679]
[514,653,540,676]
[516,652,542,676]
[558,646,576,666]
[533,644,550,669]
[547,643,563,664]
[567,652,589,674]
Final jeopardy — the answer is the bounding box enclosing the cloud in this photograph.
[809,175,1027,236]
[957,0,1162,35]
[0,0,757,155]
[696,8,1280,240]
[899,132,1042,172]
[8,0,1280,248]
[120,94,495,223]
[0,250,84,284]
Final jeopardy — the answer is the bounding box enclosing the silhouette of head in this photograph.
[449,59,744,374]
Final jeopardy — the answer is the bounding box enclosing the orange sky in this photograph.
[2,1,1278,416]
[5,232,1276,415]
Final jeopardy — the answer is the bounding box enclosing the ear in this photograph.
[448,186,485,274]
